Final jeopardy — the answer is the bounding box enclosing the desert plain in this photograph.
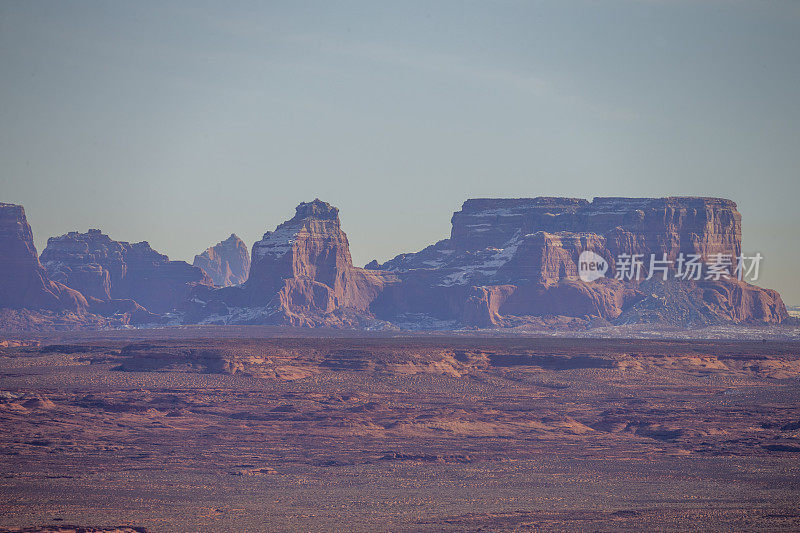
[0,329,799,532]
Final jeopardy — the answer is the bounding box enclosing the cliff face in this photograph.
[449,197,741,260]
[193,234,250,287]
[247,200,354,301]
[371,197,785,327]
[40,229,211,314]
[0,203,87,312]
[1,196,788,331]
[189,200,392,326]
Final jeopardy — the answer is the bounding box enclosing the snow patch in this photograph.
[438,239,521,286]
[252,224,300,259]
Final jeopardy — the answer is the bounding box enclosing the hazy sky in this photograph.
[1,1,798,302]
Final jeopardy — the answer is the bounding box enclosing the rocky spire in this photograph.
[193,234,251,287]
[0,203,87,311]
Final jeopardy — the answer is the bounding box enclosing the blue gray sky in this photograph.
[1,1,798,302]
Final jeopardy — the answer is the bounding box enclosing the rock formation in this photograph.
[193,234,250,287]
[188,199,393,326]
[369,197,787,327]
[40,229,211,314]
[0,203,87,312]
[0,203,144,331]
[1,196,789,331]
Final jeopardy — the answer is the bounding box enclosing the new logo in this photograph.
[578,251,608,282]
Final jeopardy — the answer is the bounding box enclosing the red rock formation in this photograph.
[193,234,250,287]
[2,197,787,331]
[615,277,787,326]
[371,197,786,328]
[0,203,87,312]
[450,197,741,261]
[41,229,211,314]
[190,200,393,326]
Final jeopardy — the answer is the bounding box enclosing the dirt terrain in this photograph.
[0,332,799,531]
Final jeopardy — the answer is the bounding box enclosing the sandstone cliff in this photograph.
[370,197,786,328]
[1,197,789,332]
[40,229,211,314]
[0,203,87,312]
[0,203,151,331]
[187,200,393,326]
[193,234,250,287]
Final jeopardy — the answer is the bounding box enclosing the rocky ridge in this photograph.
[40,229,211,315]
[0,204,149,330]
[0,197,790,331]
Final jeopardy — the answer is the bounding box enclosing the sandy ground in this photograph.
[0,334,798,531]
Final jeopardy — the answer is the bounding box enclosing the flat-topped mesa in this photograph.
[457,197,591,213]
[373,196,783,327]
[193,233,250,287]
[450,196,741,260]
[582,197,741,260]
[41,229,211,313]
[451,197,589,252]
[0,203,88,312]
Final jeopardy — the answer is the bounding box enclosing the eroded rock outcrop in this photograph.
[370,197,786,328]
[41,229,211,314]
[188,199,393,326]
[2,196,788,331]
[0,203,141,331]
[193,234,250,287]
[0,203,87,312]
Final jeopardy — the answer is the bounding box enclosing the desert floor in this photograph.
[1,331,799,531]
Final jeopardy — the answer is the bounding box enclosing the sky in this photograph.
[1,1,798,303]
